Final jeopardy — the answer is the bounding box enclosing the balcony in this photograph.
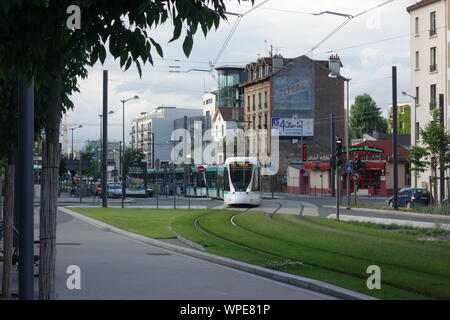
[430,64,437,73]
[429,29,437,37]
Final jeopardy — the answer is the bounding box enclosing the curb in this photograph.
[59,207,376,300]
[323,205,450,222]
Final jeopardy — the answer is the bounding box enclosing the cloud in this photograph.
[65,0,415,151]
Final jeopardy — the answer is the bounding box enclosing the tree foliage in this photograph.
[409,109,450,173]
[123,148,146,173]
[349,94,388,140]
[0,0,254,300]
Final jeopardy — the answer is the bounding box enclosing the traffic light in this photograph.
[336,137,343,155]
[335,138,343,168]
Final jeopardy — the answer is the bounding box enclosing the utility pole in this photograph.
[102,70,108,208]
[439,94,445,203]
[18,79,34,300]
[330,113,336,197]
[392,66,399,210]
[300,120,304,195]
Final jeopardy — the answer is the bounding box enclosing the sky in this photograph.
[65,0,416,152]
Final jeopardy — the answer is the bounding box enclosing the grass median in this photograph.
[67,207,450,300]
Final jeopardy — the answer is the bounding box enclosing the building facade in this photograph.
[407,0,449,195]
[240,55,345,190]
[215,66,247,108]
[130,107,202,168]
[388,102,411,134]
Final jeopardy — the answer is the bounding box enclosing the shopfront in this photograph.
[287,140,410,196]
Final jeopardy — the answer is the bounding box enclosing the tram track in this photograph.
[192,204,416,285]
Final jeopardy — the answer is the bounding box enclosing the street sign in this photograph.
[351,171,362,182]
[198,166,205,173]
[345,163,353,174]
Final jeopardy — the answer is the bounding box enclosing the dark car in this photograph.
[389,188,431,208]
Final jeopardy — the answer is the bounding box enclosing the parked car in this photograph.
[389,188,431,208]
[442,198,450,205]
[106,182,122,198]
[146,187,154,198]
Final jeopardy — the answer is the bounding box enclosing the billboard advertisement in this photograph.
[125,162,147,196]
[272,118,314,137]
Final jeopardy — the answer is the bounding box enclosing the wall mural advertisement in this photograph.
[271,57,315,119]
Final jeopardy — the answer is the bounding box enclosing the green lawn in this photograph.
[68,207,450,300]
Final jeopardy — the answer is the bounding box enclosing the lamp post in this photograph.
[70,125,83,160]
[120,95,139,208]
[401,91,418,188]
[329,73,351,206]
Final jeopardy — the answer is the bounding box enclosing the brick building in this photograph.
[240,54,345,189]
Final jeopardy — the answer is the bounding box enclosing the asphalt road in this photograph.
[53,210,335,300]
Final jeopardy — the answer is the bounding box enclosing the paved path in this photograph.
[53,210,334,300]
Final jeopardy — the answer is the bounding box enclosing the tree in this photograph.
[80,145,97,178]
[349,94,388,140]
[123,148,146,173]
[408,109,450,204]
[0,0,247,299]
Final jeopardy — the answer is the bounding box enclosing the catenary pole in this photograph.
[102,70,108,208]
[392,66,399,210]
[18,79,34,300]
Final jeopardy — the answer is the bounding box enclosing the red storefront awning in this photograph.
[304,163,318,170]
[318,163,331,170]
[364,162,386,170]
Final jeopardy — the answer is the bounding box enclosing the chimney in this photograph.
[329,54,343,77]
[272,54,284,74]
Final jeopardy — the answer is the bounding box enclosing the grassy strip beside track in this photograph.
[67,207,445,299]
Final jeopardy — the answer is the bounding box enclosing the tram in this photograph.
[205,157,261,206]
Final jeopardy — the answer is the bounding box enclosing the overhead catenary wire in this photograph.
[305,0,398,56]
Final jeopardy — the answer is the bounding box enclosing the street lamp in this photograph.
[120,95,139,208]
[401,91,418,188]
[70,125,83,159]
[329,72,351,206]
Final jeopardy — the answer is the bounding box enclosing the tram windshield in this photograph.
[229,165,253,191]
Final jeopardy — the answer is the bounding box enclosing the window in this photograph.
[430,84,437,109]
[252,95,255,110]
[430,47,437,72]
[415,51,420,69]
[258,93,262,109]
[415,17,419,35]
[430,11,436,36]
[415,86,420,105]
[247,96,250,112]
[415,122,420,141]
[264,91,268,107]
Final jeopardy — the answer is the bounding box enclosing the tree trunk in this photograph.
[39,69,62,300]
[2,152,15,298]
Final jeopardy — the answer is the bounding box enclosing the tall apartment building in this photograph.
[130,107,202,168]
[407,0,449,192]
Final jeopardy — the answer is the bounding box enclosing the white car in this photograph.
[107,183,122,198]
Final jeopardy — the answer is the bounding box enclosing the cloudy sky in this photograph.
[65,0,415,152]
